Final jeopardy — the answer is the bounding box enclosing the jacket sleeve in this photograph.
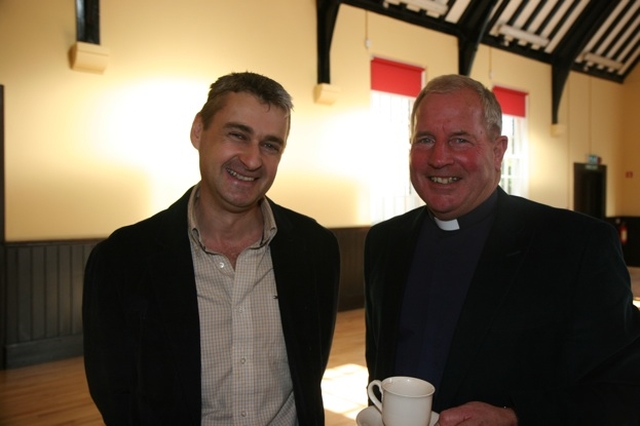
[512,221,640,425]
[83,240,138,425]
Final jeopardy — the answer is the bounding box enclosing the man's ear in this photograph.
[190,114,203,150]
[494,135,509,170]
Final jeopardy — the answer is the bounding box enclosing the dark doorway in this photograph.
[574,162,606,220]
[1,84,5,370]
[1,84,4,241]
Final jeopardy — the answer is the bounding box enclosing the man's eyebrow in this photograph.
[449,130,472,137]
[224,122,285,145]
[224,122,253,134]
[413,129,432,137]
[414,129,471,137]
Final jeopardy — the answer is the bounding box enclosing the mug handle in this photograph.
[367,380,383,412]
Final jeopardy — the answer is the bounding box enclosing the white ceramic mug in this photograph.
[367,376,435,426]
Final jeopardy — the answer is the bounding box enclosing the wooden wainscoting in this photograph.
[332,227,369,311]
[1,240,101,369]
[0,227,369,369]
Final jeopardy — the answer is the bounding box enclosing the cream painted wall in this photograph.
[0,0,636,241]
[470,47,570,207]
[620,65,640,215]
[564,74,624,216]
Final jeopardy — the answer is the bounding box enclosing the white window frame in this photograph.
[500,114,529,197]
[369,90,424,224]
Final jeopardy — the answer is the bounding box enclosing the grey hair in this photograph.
[411,74,502,138]
[198,72,293,130]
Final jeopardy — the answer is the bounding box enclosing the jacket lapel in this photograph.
[376,208,429,377]
[268,202,320,358]
[146,190,202,417]
[436,190,532,405]
[268,201,334,423]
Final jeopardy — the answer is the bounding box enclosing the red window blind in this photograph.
[493,86,527,117]
[371,57,424,97]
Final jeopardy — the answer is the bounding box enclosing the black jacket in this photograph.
[83,188,340,425]
[365,188,640,425]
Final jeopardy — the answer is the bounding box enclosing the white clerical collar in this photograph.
[434,217,460,231]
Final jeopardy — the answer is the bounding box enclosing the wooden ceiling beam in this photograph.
[76,0,100,44]
[457,0,500,76]
[551,0,622,124]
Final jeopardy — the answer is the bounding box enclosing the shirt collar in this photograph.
[187,183,278,251]
[430,189,498,231]
[433,216,460,231]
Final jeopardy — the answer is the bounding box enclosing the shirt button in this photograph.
[240,357,246,364]
[241,410,247,417]
[218,261,225,269]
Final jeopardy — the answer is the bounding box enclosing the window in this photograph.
[493,87,529,197]
[369,58,425,224]
[500,115,529,197]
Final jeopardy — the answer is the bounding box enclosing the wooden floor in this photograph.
[0,308,367,426]
[322,309,368,425]
[2,268,639,426]
[0,356,104,425]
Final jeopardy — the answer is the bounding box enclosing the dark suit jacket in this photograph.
[365,188,640,425]
[83,188,340,425]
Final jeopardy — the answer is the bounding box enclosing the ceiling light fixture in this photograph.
[582,52,623,70]
[402,0,449,15]
[498,24,549,47]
